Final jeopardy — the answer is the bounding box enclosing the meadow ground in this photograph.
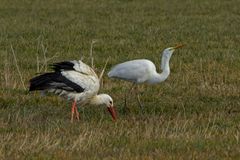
[0,0,240,159]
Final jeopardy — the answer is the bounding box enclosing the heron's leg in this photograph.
[71,100,77,123]
[135,86,144,112]
[124,83,136,109]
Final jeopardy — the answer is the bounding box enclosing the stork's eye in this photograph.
[109,101,112,104]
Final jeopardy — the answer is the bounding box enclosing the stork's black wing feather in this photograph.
[29,72,84,93]
[51,61,74,72]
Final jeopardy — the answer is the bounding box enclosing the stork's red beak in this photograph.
[107,106,117,121]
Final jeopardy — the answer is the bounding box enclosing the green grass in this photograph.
[0,0,240,159]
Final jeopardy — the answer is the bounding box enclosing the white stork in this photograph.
[108,44,185,109]
[29,60,116,122]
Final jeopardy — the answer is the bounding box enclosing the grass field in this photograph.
[0,0,240,159]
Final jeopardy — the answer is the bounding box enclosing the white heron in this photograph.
[108,44,185,109]
[29,60,117,122]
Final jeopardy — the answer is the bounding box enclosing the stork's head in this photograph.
[97,94,117,121]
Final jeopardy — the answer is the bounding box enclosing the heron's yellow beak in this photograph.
[173,44,185,49]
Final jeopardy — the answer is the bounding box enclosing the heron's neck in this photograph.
[160,55,171,80]
[147,55,170,84]
[147,72,169,84]
[90,95,104,105]
[161,55,171,72]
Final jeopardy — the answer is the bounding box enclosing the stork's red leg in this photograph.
[75,104,80,121]
[71,100,77,123]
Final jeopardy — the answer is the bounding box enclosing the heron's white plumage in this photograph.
[108,59,159,83]
[108,46,179,84]
[107,44,184,108]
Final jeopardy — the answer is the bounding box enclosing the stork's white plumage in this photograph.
[29,60,116,122]
[108,44,184,108]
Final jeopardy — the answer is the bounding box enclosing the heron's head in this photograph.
[161,44,185,70]
[98,94,117,121]
[163,44,185,58]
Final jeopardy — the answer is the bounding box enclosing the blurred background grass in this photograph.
[0,0,240,159]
